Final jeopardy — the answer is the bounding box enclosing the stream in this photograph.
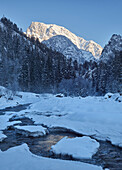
[0,103,31,115]
[0,105,122,170]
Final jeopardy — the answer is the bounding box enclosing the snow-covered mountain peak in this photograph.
[26,22,103,59]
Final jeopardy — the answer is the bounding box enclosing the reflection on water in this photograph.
[0,126,77,157]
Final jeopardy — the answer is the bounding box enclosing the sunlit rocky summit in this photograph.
[26,22,103,59]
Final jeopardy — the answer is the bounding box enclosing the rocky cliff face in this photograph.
[42,35,95,63]
[92,34,122,94]
[100,34,122,62]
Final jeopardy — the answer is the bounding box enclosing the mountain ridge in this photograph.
[42,35,95,63]
[26,22,103,59]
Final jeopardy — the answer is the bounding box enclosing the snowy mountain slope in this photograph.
[100,34,122,62]
[42,35,95,63]
[26,22,103,59]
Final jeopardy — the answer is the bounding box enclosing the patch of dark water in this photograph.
[9,116,34,126]
[0,103,31,115]
[0,126,78,157]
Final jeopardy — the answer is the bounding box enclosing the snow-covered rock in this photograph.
[0,86,14,100]
[14,125,48,137]
[104,93,121,102]
[104,93,114,99]
[0,115,21,131]
[26,22,103,59]
[55,93,64,98]
[51,136,100,159]
[0,143,102,170]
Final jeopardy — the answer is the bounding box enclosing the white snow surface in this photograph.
[26,94,122,147]
[15,125,48,137]
[51,136,100,159]
[26,22,103,59]
[0,86,42,109]
[0,131,7,142]
[0,143,102,170]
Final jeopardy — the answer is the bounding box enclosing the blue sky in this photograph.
[0,0,122,47]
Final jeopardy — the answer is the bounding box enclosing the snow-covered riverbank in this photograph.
[0,86,122,169]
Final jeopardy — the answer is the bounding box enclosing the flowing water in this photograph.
[0,105,122,170]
